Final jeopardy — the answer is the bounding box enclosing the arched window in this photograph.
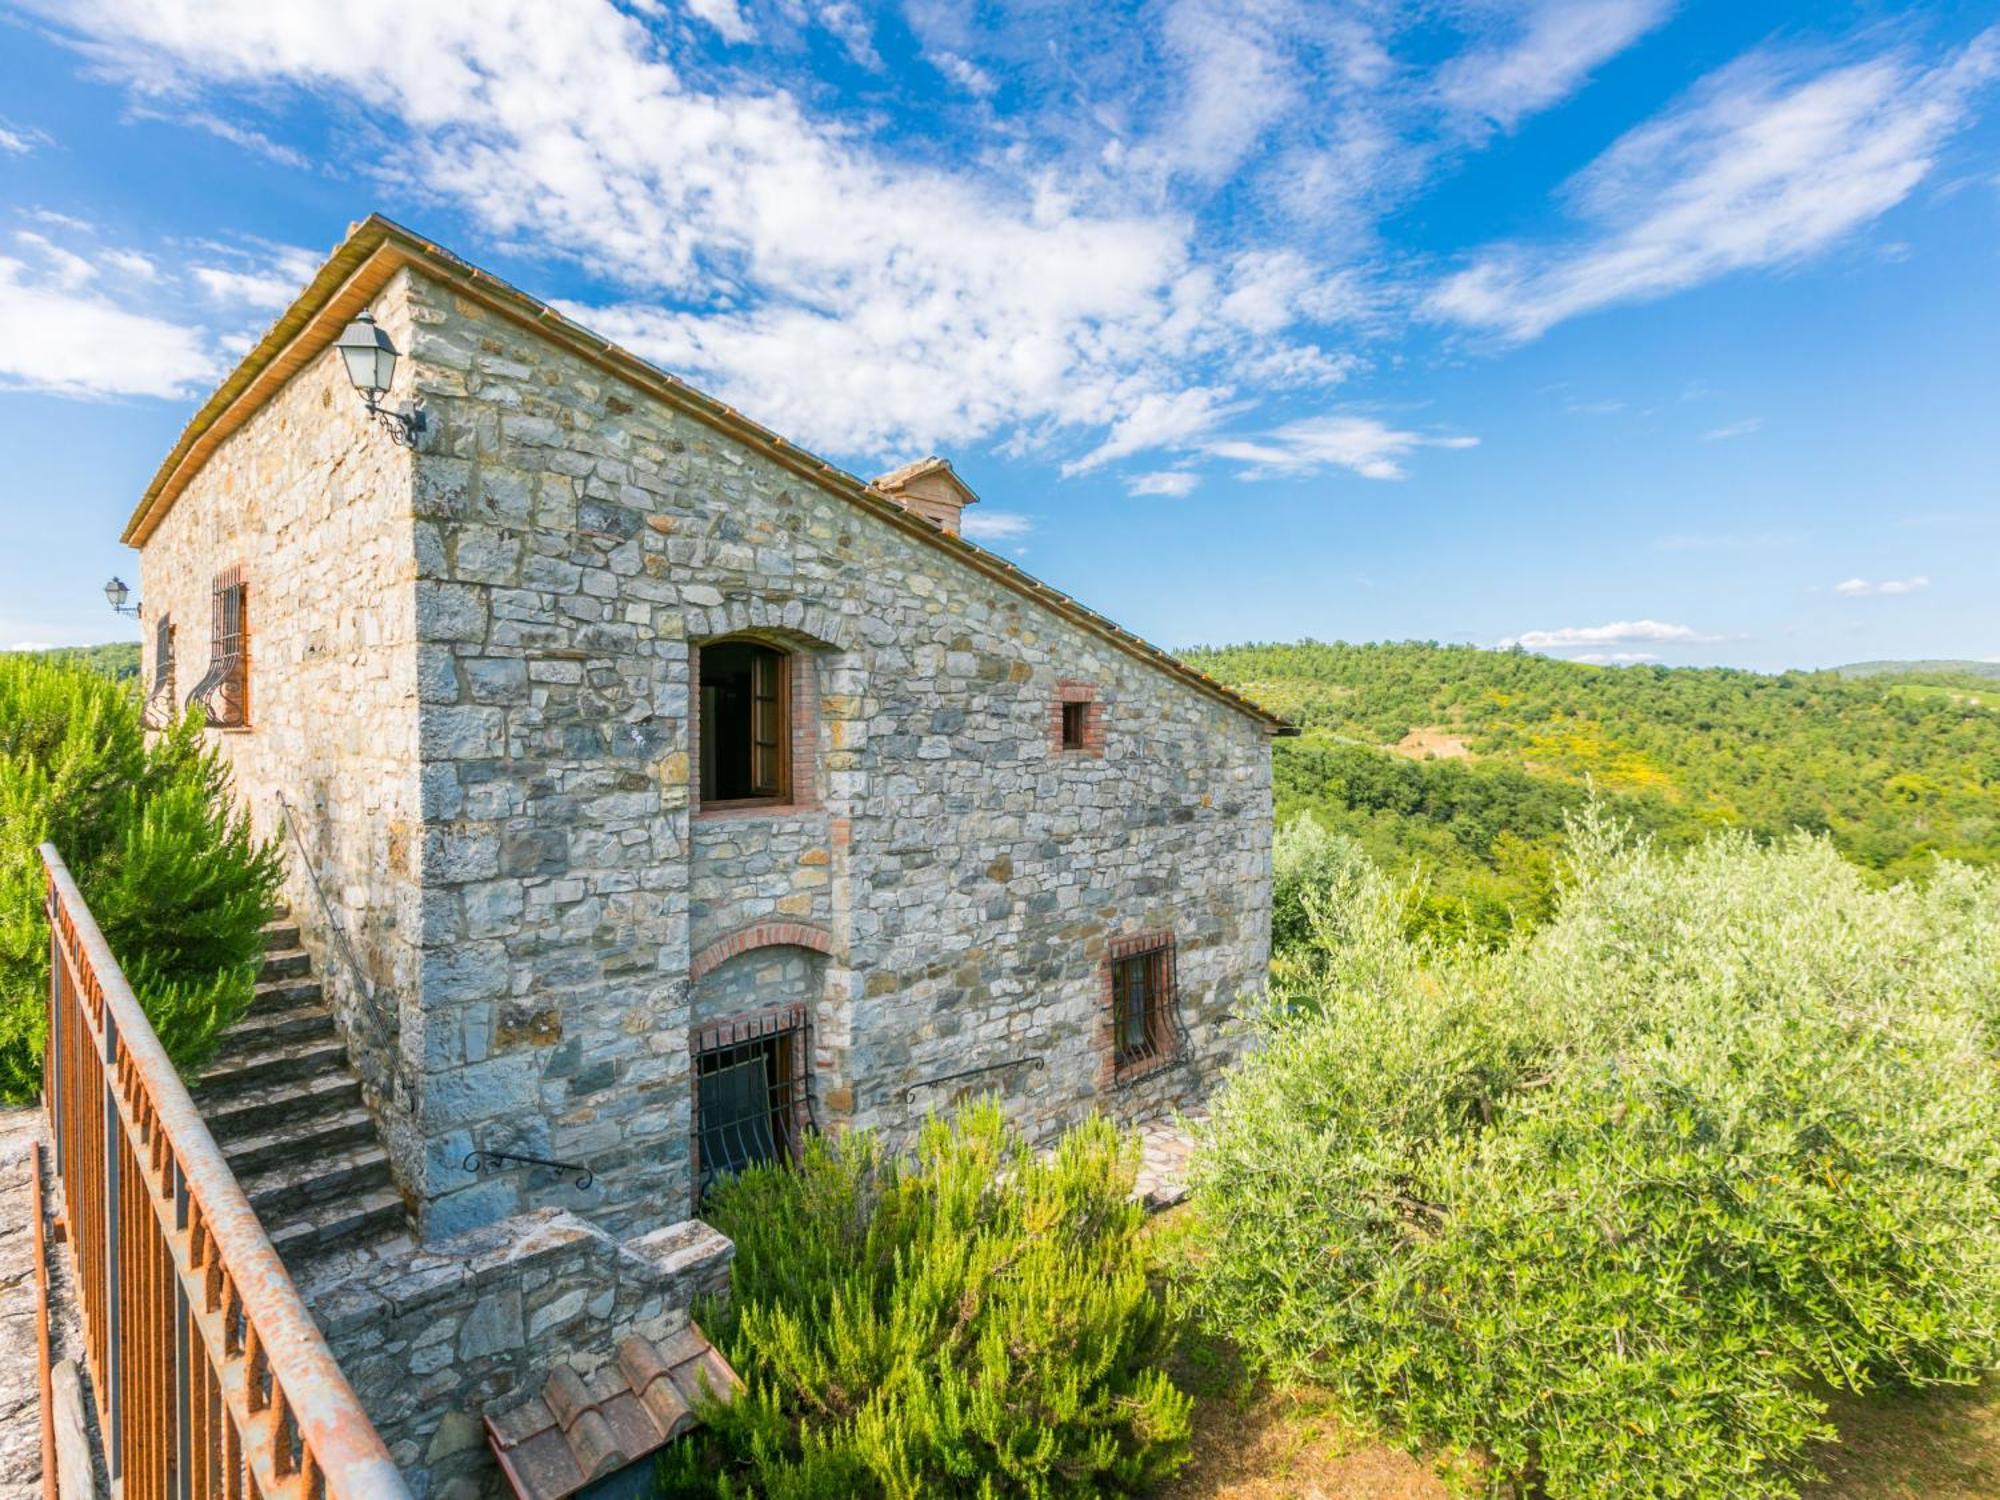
[697,638,790,806]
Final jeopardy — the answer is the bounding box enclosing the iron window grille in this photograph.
[142,614,176,730]
[691,1003,815,1203]
[1108,932,1183,1082]
[186,565,249,728]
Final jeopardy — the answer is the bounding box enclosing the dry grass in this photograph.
[1387,727,1473,762]
[1804,1381,2000,1498]
[1156,1328,1999,1499]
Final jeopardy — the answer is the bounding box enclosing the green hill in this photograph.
[9,642,141,682]
[1837,658,2000,680]
[1186,641,2000,941]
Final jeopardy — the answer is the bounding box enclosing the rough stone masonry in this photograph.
[129,217,1282,1490]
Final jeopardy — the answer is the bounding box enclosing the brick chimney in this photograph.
[870,456,979,538]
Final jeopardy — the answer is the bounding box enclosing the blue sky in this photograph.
[1,0,1995,670]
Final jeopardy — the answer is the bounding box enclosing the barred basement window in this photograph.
[188,566,249,728]
[142,614,176,730]
[697,638,790,807]
[692,1005,813,1202]
[1108,932,1178,1078]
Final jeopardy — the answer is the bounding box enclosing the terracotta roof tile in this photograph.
[487,1327,741,1500]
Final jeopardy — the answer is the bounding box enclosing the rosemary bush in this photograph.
[0,654,281,1099]
[1185,817,2000,1498]
[666,1103,1192,1498]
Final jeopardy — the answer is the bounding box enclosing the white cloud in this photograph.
[190,244,320,312]
[102,249,159,280]
[5,642,56,653]
[1834,575,1929,597]
[0,121,49,155]
[1572,650,1662,664]
[1209,414,1477,480]
[1439,0,1673,135]
[0,256,214,399]
[1431,31,2000,340]
[1499,619,1712,649]
[25,0,1463,464]
[959,510,1034,542]
[1701,416,1763,441]
[685,0,753,44]
[927,50,996,98]
[1126,470,1201,497]
[14,231,98,291]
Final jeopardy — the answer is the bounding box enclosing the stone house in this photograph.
[124,215,1284,1491]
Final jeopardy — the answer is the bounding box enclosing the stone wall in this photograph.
[396,266,1274,1239]
[135,278,426,1149]
[313,1210,732,1500]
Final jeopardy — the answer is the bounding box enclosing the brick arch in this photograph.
[689,920,835,982]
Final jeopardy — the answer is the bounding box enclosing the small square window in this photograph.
[1061,699,1088,750]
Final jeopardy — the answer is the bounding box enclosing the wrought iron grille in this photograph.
[691,1004,813,1202]
[1109,932,1184,1081]
[187,566,248,728]
[142,614,176,730]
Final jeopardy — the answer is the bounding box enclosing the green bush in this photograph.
[665,1103,1192,1498]
[0,655,282,1099]
[1184,817,2000,1498]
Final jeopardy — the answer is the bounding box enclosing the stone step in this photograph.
[251,975,325,1014]
[261,919,301,951]
[269,1187,406,1264]
[198,1035,349,1097]
[201,1071,364,1143]
[220,1003,338,1052]
[219,1105,379,1177]
[240,1144,394,1221]
[259,947,311,982]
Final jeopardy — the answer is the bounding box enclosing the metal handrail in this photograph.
[274,791,375,1003]
[40,843,409,1500]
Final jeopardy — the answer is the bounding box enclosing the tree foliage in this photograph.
[1188,641,2000,943]
[666,1104,1192,1498]
[1184,818,2000,1497]
[0,654,282,1100]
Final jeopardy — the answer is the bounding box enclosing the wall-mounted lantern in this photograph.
[333,310,426,447]
[103,576,140,617]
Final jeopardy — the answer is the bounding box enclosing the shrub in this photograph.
[0,655,282,1099]
[1184,816,2000,1498]
[666,1103,1192,1498]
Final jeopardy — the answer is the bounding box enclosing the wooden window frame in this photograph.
[689,1004,814,1206]
[694,637,817,818]
[1099,931,1180,1086]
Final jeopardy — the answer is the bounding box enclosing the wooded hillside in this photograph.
[1187,641,2000,940]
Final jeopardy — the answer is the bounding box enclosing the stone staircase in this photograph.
[196,913,409,1278]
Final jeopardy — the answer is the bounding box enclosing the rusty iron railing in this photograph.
[39,843,409,1500]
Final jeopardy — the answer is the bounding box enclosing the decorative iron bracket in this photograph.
[365,394,427,448]
[462,1149,594,1191]
[901,1054,1045,1104]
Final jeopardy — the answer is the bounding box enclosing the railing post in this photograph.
[46,885,63,1178]
[103,1006,124,1489]
[174,1161,192,1500]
